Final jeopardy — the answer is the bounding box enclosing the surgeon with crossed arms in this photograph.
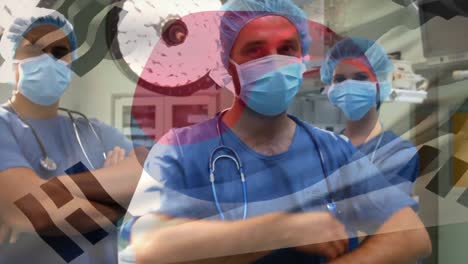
[0,8,146,264]
[119,0,431,263]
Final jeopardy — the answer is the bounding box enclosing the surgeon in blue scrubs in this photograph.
[321,37,419,195]
[120,1,431,263]
[0,8,145,264]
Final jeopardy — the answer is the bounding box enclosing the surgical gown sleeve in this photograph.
[90,118,134,154]
[0,113,32,171]
[124,128,190,219]
[119,129,206,262]
[381,146,419,195]
[341,146,418,234]
[369,132,420,194]
[401,150,419,182]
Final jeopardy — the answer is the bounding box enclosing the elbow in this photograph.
[3,209,51,235]
[132,221,175,264]
[407,227,432,260]
[135,247,152,264]
[134,242,153,264]
[134,235,166,264]
[132,214,174,264]
[418,229,433,259]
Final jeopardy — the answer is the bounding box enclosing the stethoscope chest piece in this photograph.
[40,156,57,171]
[6,100,106,172]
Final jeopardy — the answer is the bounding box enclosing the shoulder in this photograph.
[85,117,126,139]
[291,115,357,168]
[291,115,353,148]
[86,117,114,130]
[144,118,219,185]
[382,131,416,148]
[379,131,418,157]
[0,107,16,123]
[148,117,218,157]
[0,107,23,130]
[169,117,219,146]
[71,117,120,138]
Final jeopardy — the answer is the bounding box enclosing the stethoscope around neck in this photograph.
[209,145,248,220]
[209,110,338,221]
[6,100,106,172]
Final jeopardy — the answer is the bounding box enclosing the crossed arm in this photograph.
[0,147,147,235]
[329,207,431,264]
[130,206,431,264]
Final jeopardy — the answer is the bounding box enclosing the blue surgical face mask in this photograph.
[231,54,305,116]
[327,80,377,121]
[15,54,72,106]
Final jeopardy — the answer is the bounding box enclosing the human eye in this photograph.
[278,44,299,56]
[333,75,347,84]
[245,45,263,57]
[353,72,370,81]
[50,46,71,59]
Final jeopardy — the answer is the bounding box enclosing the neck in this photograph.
[223,98,295,146]
[344,108,382,146]
[6,93,59,119]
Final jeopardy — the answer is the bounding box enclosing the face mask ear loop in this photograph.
[229,59,239,75]
[229,59,243,96]
[376,82,382,111]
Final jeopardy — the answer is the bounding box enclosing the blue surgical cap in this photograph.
[0,8,78,62]
[219,0,312,68]
[320,37,394,101]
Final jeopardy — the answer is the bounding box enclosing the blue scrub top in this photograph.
[356,131,419,195]
[0,107,133,264]
[122,115,417,263]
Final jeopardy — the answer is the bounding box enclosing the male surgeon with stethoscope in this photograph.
[120,0,431,263]
[0,8,146,264]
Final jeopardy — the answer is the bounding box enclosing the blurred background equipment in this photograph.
[107,0,223,96]
[392,0,468,87]
[453,71,468,81]
[390,59,428,103]
[417,0,468,66]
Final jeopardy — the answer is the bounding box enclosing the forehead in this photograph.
[233,15,300,47]
[334,58,373,75]
[19,24,70,48]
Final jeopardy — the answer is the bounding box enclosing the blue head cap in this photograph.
[320,37,394,101]
[219,0,312,69]
[0,8,78,62]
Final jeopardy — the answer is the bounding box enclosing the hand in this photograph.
[0,220,14,245]
[290,212,349,260]
[296,240,348,261]
[103,146,127,168]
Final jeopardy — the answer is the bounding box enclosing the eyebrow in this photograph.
[354,71,369,76]
[240,40,266,53]
[239,37,300,51]
[281,38,300,46]
[333,72,370,79]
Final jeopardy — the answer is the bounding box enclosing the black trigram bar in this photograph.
[40,177,74,209]
[65,209,108,245]
[426,156,468,198]
[457,189,468,208]
[418,145,440,173]
[14,194,84,263]
[65,162,127,226]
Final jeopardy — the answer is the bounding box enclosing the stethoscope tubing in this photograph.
[60,108,107,170]
[6,101,106,172]
[210,111,335,220]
